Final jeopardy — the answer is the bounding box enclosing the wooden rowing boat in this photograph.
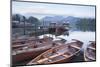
[27,39,83,65]
[12,42,53,64]
[12,43,28,49]
[84,41,96,61]
[12,36,38,45]
[12,36,53,49]
[12,37,60,64]
[38,36,53,43]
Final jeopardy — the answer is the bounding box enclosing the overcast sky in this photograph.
[12,1,95,19]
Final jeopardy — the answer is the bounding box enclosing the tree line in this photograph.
[76,18,96,31]
[12,14,40,26]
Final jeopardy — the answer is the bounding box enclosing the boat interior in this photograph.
[85,46,96,61]
[28,42,81,64]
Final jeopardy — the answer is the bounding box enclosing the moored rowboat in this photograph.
[12,42,53,64]
[12,36,38,45]
[84,41,96,61]
[27,39,83,65]
[12,36,53,50]
[12,36,61,64]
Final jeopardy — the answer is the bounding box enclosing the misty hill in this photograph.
[40,16,80,27]
[12,13,96,31]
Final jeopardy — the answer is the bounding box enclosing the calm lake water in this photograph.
[39,31,95,49]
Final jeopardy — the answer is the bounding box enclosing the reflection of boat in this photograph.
[27,39,83,65]
[84,41,96,61]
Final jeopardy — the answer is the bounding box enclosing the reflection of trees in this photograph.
[76,18,95,31]
[23,16,26,35]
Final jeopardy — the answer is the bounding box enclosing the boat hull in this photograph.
[12,47,51,64]
[84,41,96,61]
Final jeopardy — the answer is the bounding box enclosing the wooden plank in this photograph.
[88,46,95,50]
[49,53,64,59]
[37,53,65,63]
[70,45,80,49]
[62,54,69,58]
[37,58,48,63]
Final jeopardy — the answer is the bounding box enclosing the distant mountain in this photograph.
[53,16,65,22]
[40,16,80,26]
[62,16,80,22]
[41,16,54,22]
[40,16,65,26]
[41,16,64,22]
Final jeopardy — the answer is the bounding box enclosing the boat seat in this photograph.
[38,52,64,63]
[62,54,69,58]
[49,52,64,59]
[88,46,95,50]
[37,58,48,63]
[70,45,80,49]
[37,53,58,63]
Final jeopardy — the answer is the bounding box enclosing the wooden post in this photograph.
[23,21,25,35]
